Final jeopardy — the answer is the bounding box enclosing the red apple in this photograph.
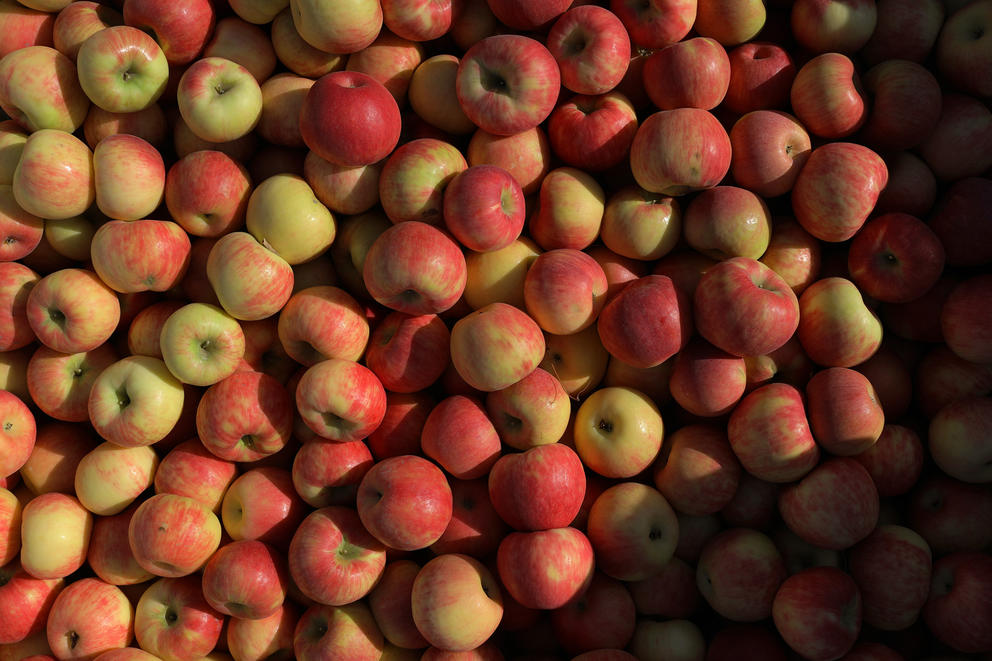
[442,164,525,252]
[295,358,387,443]
[291,439,373,509]
[365,311,450,394]
[609,0,696,49]
[222,466,308,550]
[772,566,863,661]
[420,395,501,481]
[723,41,796,114]
[790,52,867,139]
[550,572,636,655]
[201,539,287,620]
[46,578,133,660]
[630,107,731,196]
[654,423,742,516]
[923,551,992,654]
[805,367,885,456]
[643,37,730,111]
[729,110,811,199]
[696,527,787,623]
[545,5,630,96]
[496,526,595,610]
[848,524,932,631]
[547,91,639,173]
[122,0,215,65]
[487,443,585,532]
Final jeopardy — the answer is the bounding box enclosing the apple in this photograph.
[928,176,992,268]
[790,52,868,140]
[420,395,500,480]
[411,553,503,652]
[207,231,295,321]
[299,70,400,168]
[85,502,152,587]
[696,527,787,623]
[0,120,27,186]
[923,551,992,654]
[596,274,692,370]
[87,355,184,448]
[133,575,223,660]
[772,566,863,661]
[529,165,606,251]
[245,173,335,265]
[790,0,877,53]
[73,442,157,517]
[268,7,345,80]
[0,0,55,59]
[551,572,637,655]
[609,0,696,49]
[203,15,277,83]
[487,443,585,532]
[164,148,252,237]
[805,367,885,456]
[129,493,222,578]
[545,5,630,96]
[0,487,19,563]
[936,0,992,98]
[154,438,236,512]
[0,561,63,646]
[276,285,369,368]
[293,601,384,661]
[929,396,992,484]
[847,212,945,304]
[288,0,381,54]
[705,625,789,661]
[848,524,932,631]
[18,421,96,497]
[19,492,91,580]
[852,424,924,498]
[602,355,673,409]
[684,185,772,261]
[484,366,569,450]
[496,527,595,610]
[792,141,888,243]
[127,300,182,358]
[377,138,466,227]
[727,382,820,483]
[356,454,452,551]
[222,467,308,549]
[629,107,731,196]
[428,476,507,559]
[196,369,293,463]
[158,302,244,387]
[26,268,119,355]
[122,0,215,65]
[46,578,133,660]
[366,559,428,650]
[455,33,560,136]
[442,164,525,252]
[941,273,992,365]
[304,153,382,219]
[12,128,95,221]
[586,481,678,583]
[76,25,168,114]
[0,260,42,351]
[654,423,742,516]
[798,277,884,368]
[779,457,880,551]
[362,220,466,316]
[861,0,944,65]
[201,539,287,620]
[523,249,608,336]
[0,45,89,133]
[908,474,992,554]
[628,618,706,661]
[177,56,263,143]
[408,53,476,135]
[723,42,796,115]
[0,390,35,480]
[859,59,943,152]
[0,185,43,262]
[91,133,166,221]
[0,345,32,404]
[729,110,811,199]
[918,92,992,182]
[466,125,552,196]
[291,439,373,508]
[226,602,298,661]
[90,219,190,294]
[449,302,545,392]
[547,91,639,173]
[572,385,664,479]
[295,358,386,443]
[288,505,387,607]
[643,37,730,110]
[345,28,424,108]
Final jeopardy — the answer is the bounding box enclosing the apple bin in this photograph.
[1,0,992,659]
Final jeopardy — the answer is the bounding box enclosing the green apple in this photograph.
[76,25,169,113]
[176,56,263,143]
[160,302,246,387]
[246,174,335,265]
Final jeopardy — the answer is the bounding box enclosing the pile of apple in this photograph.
[1,0,992,659]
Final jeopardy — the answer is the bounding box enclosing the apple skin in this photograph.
[923,551,992,654]
[805,367,885,457]
[941,273,992,366]
[288,0,381,55]
[727,382,820,483]
[573,385,665,480]
[0,45,89,134]
[430,476,509,559]
[90,219,191,294]
[858,59,943,152]
[586,482,679,582]
[547,91,638,173]
[45,577,133,660]
[791,141,888,243]
[729,110,811,200]
[546,5,631,96]
[936,0,992,98]
[484,366,569,450]
[86,502,153,586]
[696,527,787,623]
[790,0,877,53]
[226,602,299,661]
[12,128,95,221]
[206,231,295,322]
[293,601,384,661]
[128,493,222,578]
[74,442,158,517]
[487,443,585,532]
[245,173,335,265]
[356,454,453,552]
[847,212,945,304]
[928,176,992,268]
[0,184,43,262]
[848,524,932,631]
[654,423,742,516]
[524,249,608,337]
[772,566,863,661]
[291,438,373,508]
[295,358,386,443]
[669,336,747,419]
[798,277,884,368]
[277,286,368,367]
[0,390,35,480]
[908,474,992,555]
[529,165,606,252]
[630,107,732,196]
[203,15,277,83]
[778,457,880,551]
[420,395,501,481]
[164,148,252,238]
[378,137,466,227]
[18,421,96,497]
[366,559,427,650]
[597,274,692,370]
[0,561,63,645]
[196,369,293,462]
[0,0,55,59]
[918,92,992,183]
[222,467,308,550]
[852,424,923,498]
[201,539,287,620]
[789,52,867,140]
[724,41,795,115]
[929,396,992,484]
[176,56,263,143]
[288,505,387,607]
[466,124,552,196]
[0,261,38,353]
[683,185,772,261]
[76,25,168,115]
[153,438,237,513]
[19,492,91,580]
[609,0,696,49]
[496,526,595,610]
[442,164,525,252]
[643,37,730,111]
[706,625,789,661]
[455,33,560,137]
[300,70,400,168]
[410,553,503,652]
[550,571,636,655]
[449,302,545,393]
[861,0,944,65]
